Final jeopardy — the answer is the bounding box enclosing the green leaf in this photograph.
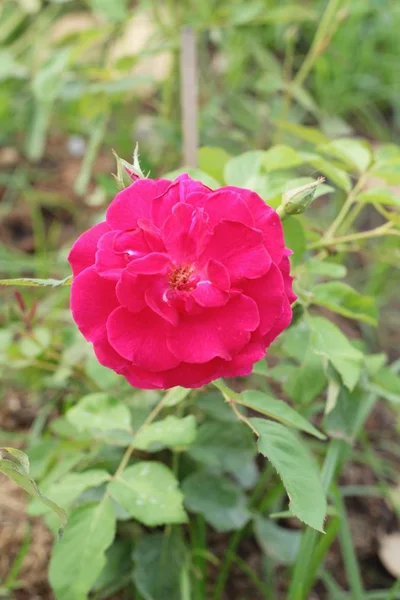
[32,48,71,102]
[251,420,326,531]
[0,448,67,533]
[323,386,367,441]
[224,151,264,188]
[318,138,372,173]
[196,392,239,423]
[182,472,250,532]
[87,0,128,21]
[108,462,187,526]
[133,530,188,600]
[283,349,327,405]
[263,145,304,171]
[49,498,116,600]
[283,217,306,266]
[300,152,352,192]
[162,167,219,189]
[254,515,301,564]
[134,416,197,452]
[311,282,379,326]
[367,367,400,404]
[198,147,231,183]
[272,121,329,145]
[306,259,347,279]
[92,539,132,595]
[29,470,110,517]
[0,276,72,287]
[67,393,132,433]
[163,386,191,407]
[252,359,269,376]
[309,316,364,390]
[188,421,257,476]
[358,188,400,208]
[239,390,325,439]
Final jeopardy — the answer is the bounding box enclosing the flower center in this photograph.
[168,265,195,291]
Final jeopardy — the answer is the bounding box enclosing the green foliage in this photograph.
[133,530,189,600]
[251,419,327,532]
[49,499,116,600]
[1,1,400,597]
[183,472,250,532]
[108,462,187,526]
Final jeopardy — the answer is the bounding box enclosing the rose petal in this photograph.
[241,264,286,335]
[152,174,211,228]
[279,250,297,304]
[189,189,254,227]
[145,279,179,326]
[126,252,171,275]
[95,231,127,280]
[71,266,118,343]
[222,186,285,263]
[263,296,293,348]
[163,203,212,262]
[192,281,229,307]
[107,179,171,230]
[107,307,179,372]
[206,259,230,290]
[201,220,271,282]
[94,338,166,389]
[167,294,259,363]
[68,222,110,276]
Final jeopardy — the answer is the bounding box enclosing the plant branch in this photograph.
[307,221,397,250]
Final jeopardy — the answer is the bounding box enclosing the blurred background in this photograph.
[1,0,400,598]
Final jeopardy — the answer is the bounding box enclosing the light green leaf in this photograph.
[273,121,329,145]
[0,447,67,533]
[49,498,116,600]
[251,420,326,531]
[224,151,264,188]
[367,367,400,404]
[164,386,191,407]
[67,393,132,433]
[198,147,231,183]
[183,472,250,532]
[300,152,352,192]
[358,188,400,208]
[87,0,128,21]
[252,359,268,376]
[306,259,347,279]
[134,415,197,452]
[0,276,72,287]
[254,515,301,564]
[108,462,187,526]
[29,470,110,516]
[188,421,256,475]
[32,48,71,102]
[318,138,372,173]
[133,531,188,600]
[364,353,387,378]
[162,167,219,189]
[309,316,364,390]
[263,145,304,171]
[311,282,379,326]
[239,391,325,439]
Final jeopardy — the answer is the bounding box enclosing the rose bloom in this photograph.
[68,174,296,389]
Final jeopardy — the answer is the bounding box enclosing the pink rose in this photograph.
[68,174,296,389]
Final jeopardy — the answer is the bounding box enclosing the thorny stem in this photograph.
[113,394,168,479]
[323,175,367,241]
[307,221,397,250]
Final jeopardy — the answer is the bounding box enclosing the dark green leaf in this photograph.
[133,530,188,600]
[254,515,301,564]
[311,282,379,326]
